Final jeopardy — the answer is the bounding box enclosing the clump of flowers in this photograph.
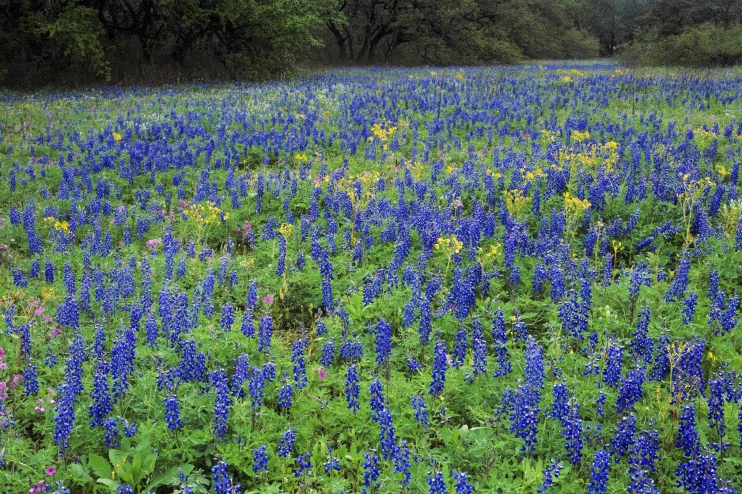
[434,235,463,276]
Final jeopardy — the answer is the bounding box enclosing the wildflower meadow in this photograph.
[2,64,742,493]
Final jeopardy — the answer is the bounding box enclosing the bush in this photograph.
[622,24,742,67]
[559,29,601,59]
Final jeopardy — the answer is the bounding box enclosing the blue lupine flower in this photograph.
[506,384,540,455]
[212,369,232,439]
[524,336,545,393]
[291,339,307,389]
[295,453,313,477]
[345,364,360,414]
[664,252,690,302]
[258,316,272,353]
[212,460,241,494]
[278,429,296,457]
[538,459,563,493]
[611,414,637,459]
[588,449,611,493]
[632,306,653,364]
[429,339,448,397]
[603,340,623,388]
[452,327,468,370]
[323,447,340,473]
[676,449,720,494]
[412,395,429,426]
[407,354,423,373]
[377,407,396,460]
[392,440,411,486]
[253,444,268,473]
[375,319,392,367]
[616,368,645,413]
[492,308,511,377]
[248,365,265,409]
[164,393,183,430]
[23,364,39,397]
[103,416,120,447]
[278,377,294,410]
[89,361,112,427]
[320,340,335,368]
[221,303,234,332]
[362,451,381,489]
[471,318,487,377]
[707,377,728,452]
[452,471,473,494]
[427,470,448,494]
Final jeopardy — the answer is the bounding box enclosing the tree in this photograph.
[0,0,334,87]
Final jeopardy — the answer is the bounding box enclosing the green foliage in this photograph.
[322,0,599,65]
[0,0,332,88]
[622,23,742,66]
[44,6,111,80]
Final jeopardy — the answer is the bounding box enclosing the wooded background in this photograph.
[1,0,741,87]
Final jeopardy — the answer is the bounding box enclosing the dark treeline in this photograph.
[0,0,740,88]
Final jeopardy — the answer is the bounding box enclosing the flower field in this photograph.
[2,63,742,493]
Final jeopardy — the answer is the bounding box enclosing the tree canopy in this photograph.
[1,0,741,88]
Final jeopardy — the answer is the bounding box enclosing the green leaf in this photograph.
[145,465,185,491]
[96,478,118,491]
[69,463,93,484]
[88,454,112,479]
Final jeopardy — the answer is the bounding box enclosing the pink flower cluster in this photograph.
[34,389,56,413]
[236,221,253,240]
[28,465,57,493]
[146,237,163,250]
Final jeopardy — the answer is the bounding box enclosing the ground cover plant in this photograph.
[2,63,742,493]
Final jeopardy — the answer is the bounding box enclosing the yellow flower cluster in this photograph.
[563,192,591,213]
[294,153,309,162]
[694,128,717,150]
[720,199,742,236]
[409,162,425,179]
[44,216,70,233]
[112,132,122,142]
[559,141,620,176]
[504,189,530,219]
[540,130,560,143]
[572,130,591,143]
[485,169,503,179]
[434,235,463,255]
[279,223,294,238]
[478,243,502,265]
[41,286,57,302]
[677,173,714,246]
[523,168,545,181]
[370,123,397,143]
[555,69,586,78]
[0,289,27,308]
[183,202,228,225]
